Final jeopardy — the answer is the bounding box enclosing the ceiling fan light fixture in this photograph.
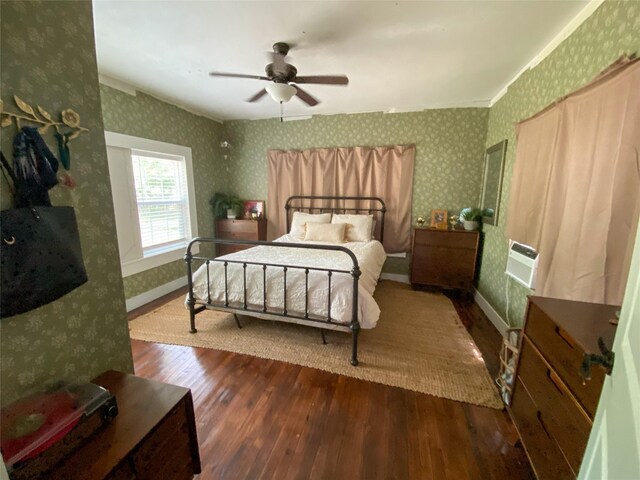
[266,83,297,103]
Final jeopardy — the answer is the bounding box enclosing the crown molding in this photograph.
[99,74,137,96]
[489,0,605,107]
[98,73,224,124]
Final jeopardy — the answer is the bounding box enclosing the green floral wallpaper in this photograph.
[0,0,630,414]
[0,1,133,405]
[224,109,489,274]
[478,0,640,327]
[99,86,228,299]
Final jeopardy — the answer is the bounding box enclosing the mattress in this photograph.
[189,234,386,329]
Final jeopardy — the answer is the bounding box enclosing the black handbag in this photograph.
[1,152,88,318]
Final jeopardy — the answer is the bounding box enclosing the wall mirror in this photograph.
[481,139,507,226]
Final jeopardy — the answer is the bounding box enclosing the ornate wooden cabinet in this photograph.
[215,219,267,256]
[509,297,618,479]
[410,228,479,290]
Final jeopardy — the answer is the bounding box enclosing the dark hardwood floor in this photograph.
[129,283,533,480]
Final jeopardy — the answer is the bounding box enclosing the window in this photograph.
[132,152,189,253]
[105,132,198,277]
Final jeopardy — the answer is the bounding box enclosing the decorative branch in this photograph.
[0,95,88,142]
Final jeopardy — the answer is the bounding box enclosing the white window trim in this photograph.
[105,131,198,277]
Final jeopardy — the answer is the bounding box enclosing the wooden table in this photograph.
[49,370,201,479]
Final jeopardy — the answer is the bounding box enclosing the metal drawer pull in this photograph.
[3,236,15,245]
[580,336,615,381]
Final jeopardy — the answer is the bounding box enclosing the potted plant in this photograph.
[459,207,482,231]
[210,192,243,219]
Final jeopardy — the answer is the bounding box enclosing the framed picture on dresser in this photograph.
[430,209,448,229]
[242,200,265,219]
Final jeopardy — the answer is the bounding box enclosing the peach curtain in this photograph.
[507,58,640,304]
[267,145,415,253]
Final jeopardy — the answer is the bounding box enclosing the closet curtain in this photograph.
[267,145,415,253]
[507,58,640,305]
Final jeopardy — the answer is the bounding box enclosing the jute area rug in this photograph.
[129,281,502,409]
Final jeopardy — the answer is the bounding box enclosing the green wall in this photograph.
[224,109,489,274]
[99,86,228,299]
[88,0,639,327]
[478,0,640,327]
[0,1,133,405]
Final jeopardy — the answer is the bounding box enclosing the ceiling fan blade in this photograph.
[292,85,319,106]
[247,89,268,102]
[209,72,270,81]
[293,75,349,85]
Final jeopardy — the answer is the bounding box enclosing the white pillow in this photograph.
[304,223,346,243]
[331,214,374,242]
[289,212,332,239]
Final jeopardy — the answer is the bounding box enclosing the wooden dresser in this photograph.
[46,370,201,479]
[509,297,618,479]
[410,228,479,290]
[215,218,267,256]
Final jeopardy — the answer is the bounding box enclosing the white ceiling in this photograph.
[93,1,589,121]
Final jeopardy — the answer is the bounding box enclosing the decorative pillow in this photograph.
[289,212,332,239]
[303,222,346,243]
[331,214,374,242]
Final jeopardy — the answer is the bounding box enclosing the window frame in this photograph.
[131,149,191,254]
[105,132,198,277]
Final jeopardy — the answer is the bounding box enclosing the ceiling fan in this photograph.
[209,42,349,107]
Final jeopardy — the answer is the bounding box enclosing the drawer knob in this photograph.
[580,336,615,382]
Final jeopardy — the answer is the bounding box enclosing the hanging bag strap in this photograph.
[1,150,33,209]
[0,151,17,196]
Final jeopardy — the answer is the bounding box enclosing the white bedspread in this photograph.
[189,234,386,329]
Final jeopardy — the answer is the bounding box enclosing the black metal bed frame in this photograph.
[185,195,386,366]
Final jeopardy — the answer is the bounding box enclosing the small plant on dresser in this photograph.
[459,207,482,231]
[210,192,244,219]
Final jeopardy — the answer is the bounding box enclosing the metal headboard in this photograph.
[285,195,387,243]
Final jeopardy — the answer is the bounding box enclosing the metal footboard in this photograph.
[185,237,363,366]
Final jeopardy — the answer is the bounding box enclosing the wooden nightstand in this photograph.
[410,228,480,291]
[215,218,267,256]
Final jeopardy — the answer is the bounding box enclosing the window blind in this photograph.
[131,152,189,251]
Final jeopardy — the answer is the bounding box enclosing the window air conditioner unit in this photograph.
[505,241,539,289]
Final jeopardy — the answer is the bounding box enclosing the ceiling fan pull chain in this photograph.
[280,101,283,122]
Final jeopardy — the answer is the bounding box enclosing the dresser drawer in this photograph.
[132,401,194,480]
[132,403,184,468]
[510,378,574,480]
[411,245,475,289]
[525,302,604,417]
[135,427,193,480]
[216,219,258,235]
[219,230,259,241]
[518,337,591,473]
[413,230,477,249]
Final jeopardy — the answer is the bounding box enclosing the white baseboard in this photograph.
[474,289,510,337]
[125,276,188,312]
[380,273,411,284]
